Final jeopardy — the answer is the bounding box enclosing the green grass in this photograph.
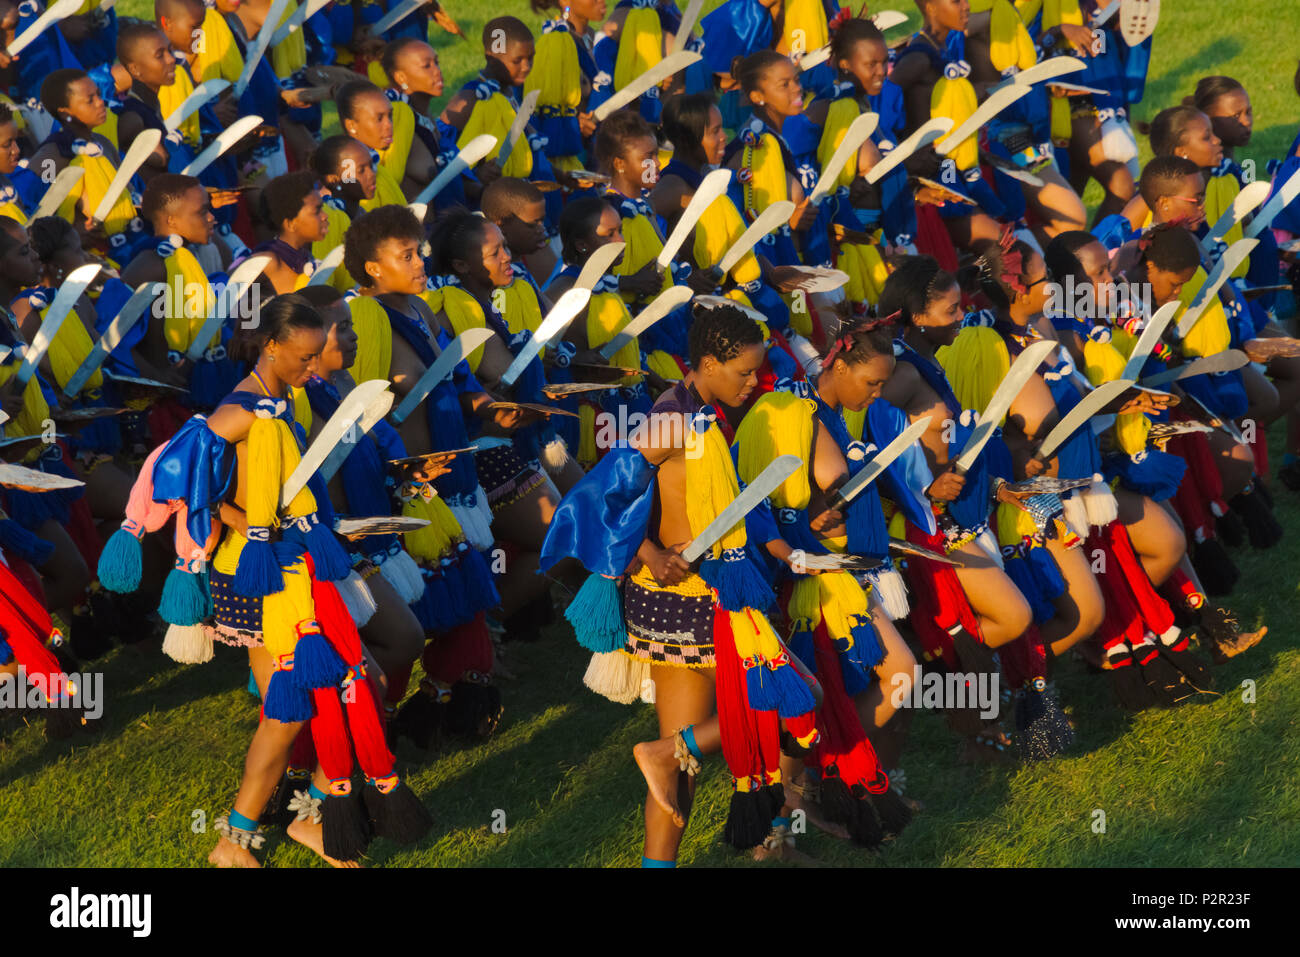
[5,1,1297,867]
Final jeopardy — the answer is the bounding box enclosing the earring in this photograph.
[400,81,409,90]
[757,100,765,106]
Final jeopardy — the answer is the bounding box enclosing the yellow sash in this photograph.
[159,63,201,148]
[462,91,533,178]
[162,246,219,357]
[361,164,407,211]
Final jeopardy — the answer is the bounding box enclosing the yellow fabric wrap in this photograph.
[693,190,761,284]
[645,349,682,380]
[611,206,672,304]
[1042,0,1083,31]
[740,132,788,217]
[1178,265,1232,357]
[685,416,747,557]
[194,6,245,84]
[525,29,581,112]
[381,98,416,186]
[440,285,491,371]
[1082,335,1148,456]
[402,490,463,563]
[937,326,1011,419]
[614,8,662,90]
[0,364,50,441]
[932,75,979,171]
[368,60,390,87]
[314,205,356,291]
[501,277,544,336]
[1050,93,1072,146]
[270,0,307,79]
[1015,0,1045,22]
[162,246,219,357]
[734,390,814,509]
[60,150,137,238]
[463,92,533,178]
[39,304,100,395]
[839,238,889,306]
[988,0,1037,74]
[291,386,312,434]
[1206,173,1248,278]
[780,0,827,56]
[348,295,394,384]
[159,64,200,148]
[0,200,26,225]
[362,164,407,211]
[577,403,598,467]
[818,98,863,193]
[585,291,640,380]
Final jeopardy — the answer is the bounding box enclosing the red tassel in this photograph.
[423,611,493,683]
[287,725,316,773]
[0,560,69,698]
[999,624,1047,689]
[902,519,980,668]
[809,619,889,793]
[146,397,191,447]
[1103,522,1176,636]
[714,604,767,783]
[913,203,960,273]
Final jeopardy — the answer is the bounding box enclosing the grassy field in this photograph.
[1,1,1297,867]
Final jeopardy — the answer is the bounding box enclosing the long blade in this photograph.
[592,50,702,122]
[809,112,878,206]
[1176,238,1258,338]
[681,454,801,563]
[233,0,293,96]
[7,0,82,56]
[62,281,154,397]
[1140,350,1250,388]
[990,55,1085,93]
[495,89,540,171]
[1205,180,1270,246]
[657,168,731,269]
[181,114,264,177]
[599,285,693,359]
[574,242,625,291]
[1037,378,1133,460]
[796,45,831,72]
[186,254,273,361]
[32,166,84,220]
[669,0,705,53]
[307,245,345,286]
[281,379,392,508]
[718,200,795,275]
[390,328,495,424]
[165,79,230,132]
[1246,165,1300,239]
[16,263,101,386]
[871,10,908,31]
[1120,300,1180,380]
[499,287,591,387]
[413,134,497,206]
[866,117,952,185]
[318,389,396,484]
[269,0,318,45]
[935,84,1034,157]
[370,0,422,35]
[829,415,931,509]
[1119,0,1160,46]
[92,129,160,223]
[953,340,1057,473]
[1093,0,1121,25]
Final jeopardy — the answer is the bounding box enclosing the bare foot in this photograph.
[751,832,819,864]
[287,815,363,868]
[207,836,261,868]
[632,737,684,827]
[783,779,851,841]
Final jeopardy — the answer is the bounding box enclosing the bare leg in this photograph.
[1022,163,1088,239]
[1041,537,1104,658]
[1209,431,1256,500]
[35,519,90,625]
[359,572,424,682]
[951,539,1033,647]
[858,602,916,770]
[284,767,363,868]
[1115,488,1186,587]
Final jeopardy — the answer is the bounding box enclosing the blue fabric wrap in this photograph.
[0,517,53,567]
[1104,448,1185,502]
[68,7,117,68]
[1041,373,1102,481]
[700,0,772,77]
[380,302,482,498]
[813,396,890,556]
[150,414,236,546]
[9,164,44,213]
[1120,34,1152,104]
[1002,542,1066,624]
[539,444,657,576]
[92,277,142,377]
[1178,368,1249,422]
[725,178,801,266]
[1077,41,1125,110]
[1091,212,1139,251]
[945,415,993,530]
[16,4,82,92]
[865,398,937,534]
[1271,141,1300,236]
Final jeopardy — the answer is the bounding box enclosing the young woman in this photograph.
[310,136,377,293]
[525,0,603,177]
[248,171,331,295]
[381,38,467,205]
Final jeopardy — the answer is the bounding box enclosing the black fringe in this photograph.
[265,772,310,828]
[1190,538,1239,596]
[1230,491,1284,549]
[391,688,444,750]
[1015,686,1074,760]
[1137,652,1189,707]
[444,681,503,738]
[322,790,372,862]
[1157,644,1213,689]
[363,779,434,845]
[724,789,772,850]
[1215,510,1246,548]
[868,786,912,837]
[69,610,114,661]
[1109,661,1156,711]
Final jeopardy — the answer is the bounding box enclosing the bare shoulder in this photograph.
[439,90,474,130]
[206,401,255,443]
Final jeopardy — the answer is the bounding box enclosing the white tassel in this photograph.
[640,673,656,704]
[977,526,1004,568]
[452,485,495,551]
[1062,494,1090,541]
[866,567,911,620]
[162,623,214,664]
[1100,115,1139,165]
[335,569,378,627]
[379,550,425,604]
[1082,477,1118,528]
[540,437,571,475]
[582,651,647,704]
[785,333,822,377]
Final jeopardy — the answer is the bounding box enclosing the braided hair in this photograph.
[878,255,958,327]
[689,300,764,368]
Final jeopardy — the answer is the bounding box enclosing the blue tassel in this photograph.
[0,518,55,569]
[458,542,501,612]
[417,567,453,630]
[1104,449,1186,503]
[564,574,625,653]
[840,657,872,697]
[290,631,348,691]
[409,570,441,630]
[302,516,351,581]
[263,670,314,722]
[97,528,144,593]
[787,626,817,675]
[846,614,885,670]
[440,557,468,624]
[234,532,285,597]
[770,661,816,718]
[745,662,779,711]
[160,566,209,626]
[700,555,775,613]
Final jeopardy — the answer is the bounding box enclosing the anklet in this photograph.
[641,856,676,868]
[673,725,703,776]
[215,810,266,850]
[761,818,795,852]
[287,783,326,824]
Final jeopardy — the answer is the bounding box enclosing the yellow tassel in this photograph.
[402,493,456,561]
[244,415,284,530]
[614,8,662,90]
[938,326,1011,421]
[348,296,394,385]
[578,403,598,468]
[684,418,747,556]
[525,29,582,112]
[260,557,315,658]
[734,391,814,509]
[586,292,640,382]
